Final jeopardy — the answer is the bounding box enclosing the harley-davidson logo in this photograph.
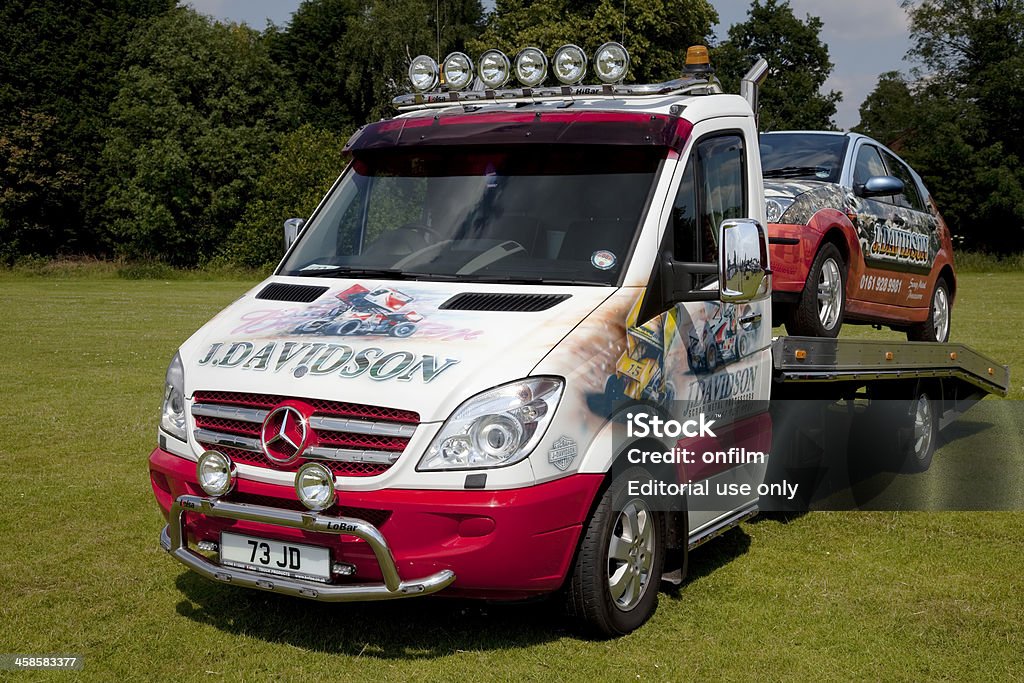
[549,436,578,471]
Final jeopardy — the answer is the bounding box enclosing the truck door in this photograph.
[663,124,773,532]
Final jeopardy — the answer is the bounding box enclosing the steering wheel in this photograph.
[400,222,444,245]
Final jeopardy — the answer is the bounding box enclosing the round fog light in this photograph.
[553,44,587,85]
[197,450,236,497]
[409,54,439,92]
[514,47,548,87]
[594,41,630,83]
[295,462,336,511]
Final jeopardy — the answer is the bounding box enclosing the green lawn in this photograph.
[0,272,1021,681]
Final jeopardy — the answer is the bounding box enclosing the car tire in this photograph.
[564,467,665,638]
[786,242,846,338]
[907,277,951,343]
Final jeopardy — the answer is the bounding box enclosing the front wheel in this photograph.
[908,278,951,343]
[565,468,665,637]
[786,242,846,338]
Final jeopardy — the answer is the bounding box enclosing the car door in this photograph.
[662,125,772,533]
[847,141,926,307]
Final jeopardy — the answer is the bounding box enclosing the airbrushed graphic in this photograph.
[294,284,423,338]
[230,283,484,341]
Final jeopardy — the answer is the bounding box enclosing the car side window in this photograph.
[672,134,746,266]
[853,144,887,186]
[880,150,925,212]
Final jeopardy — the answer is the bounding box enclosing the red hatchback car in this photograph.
[760,131,955,342]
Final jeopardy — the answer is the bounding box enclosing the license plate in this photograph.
[219,532,331,583]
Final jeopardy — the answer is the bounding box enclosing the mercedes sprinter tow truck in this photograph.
[149,44,1009,636]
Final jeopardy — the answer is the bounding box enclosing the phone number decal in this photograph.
[858,274,903,294]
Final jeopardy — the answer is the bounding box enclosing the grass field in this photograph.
[0,271,1021,681]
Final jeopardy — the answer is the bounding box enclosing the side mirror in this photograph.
[283,218,306,251]
[719,218,770,303]
[855,175,904,198]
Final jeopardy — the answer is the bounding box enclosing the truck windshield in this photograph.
[279,145,664,285]
[759,133,847,183]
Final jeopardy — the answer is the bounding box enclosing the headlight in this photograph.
[419,377,564,471]
[160,352,186,441]
[197,450,236,497]
[765,197,796,224]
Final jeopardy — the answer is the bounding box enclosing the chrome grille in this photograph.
[191,391,419,477]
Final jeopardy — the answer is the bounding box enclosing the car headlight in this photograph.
[160,352,187,441]
[765,197,796,224]
[418,377,564,471]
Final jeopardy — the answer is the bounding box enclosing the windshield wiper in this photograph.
[466,274,606,286]
[763,165,830,179]
[293,266,457,281]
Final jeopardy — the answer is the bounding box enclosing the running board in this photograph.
[687,503,759,551]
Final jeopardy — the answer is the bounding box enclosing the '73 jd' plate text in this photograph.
[220,532,332,583]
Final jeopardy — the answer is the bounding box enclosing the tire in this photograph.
[899,391,938,472]
[785,242,846,338]
[389,322,416,338]
[908,277,951,343]
[863,385,938,473]
[565,468,665,637]
[706,343,720,370]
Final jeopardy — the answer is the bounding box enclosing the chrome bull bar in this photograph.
[160,494,456,601]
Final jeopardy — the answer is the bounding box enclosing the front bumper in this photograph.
[160,495,456,601]
[151,447,603,600]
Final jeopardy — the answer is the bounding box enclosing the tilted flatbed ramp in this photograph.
[772,336,1010,398]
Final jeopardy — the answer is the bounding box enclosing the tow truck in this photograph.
[149,43,1009,637]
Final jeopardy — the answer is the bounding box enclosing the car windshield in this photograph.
[758,133,847,183]
[279,145,664,285]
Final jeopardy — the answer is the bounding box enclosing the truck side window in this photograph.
[672,134,746,266]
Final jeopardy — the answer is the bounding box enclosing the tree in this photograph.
[0,112,84,263]
[271,0,484,129]
[100,8,300,265]
[226,125,352,268]
[0,0,176,259]
[856,1,1024,252]
[266,0,364,132]
[340,0,485,123]
[473,0,718,84]
[713,0,841,131]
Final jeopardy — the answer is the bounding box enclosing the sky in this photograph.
[184,0,915,130]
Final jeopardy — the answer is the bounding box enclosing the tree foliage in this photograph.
[713,0,841,131]
[474,0,718,84]
[100,9,299,266]
[0,0,176,260]
[856,0,1024,252]
[226,125,352,268]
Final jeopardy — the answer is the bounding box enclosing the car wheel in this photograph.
[786,242,846,338]
[389,322,417,338]
[706,343,720,370]
[908,278,951,343]
[564,467,665,637]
